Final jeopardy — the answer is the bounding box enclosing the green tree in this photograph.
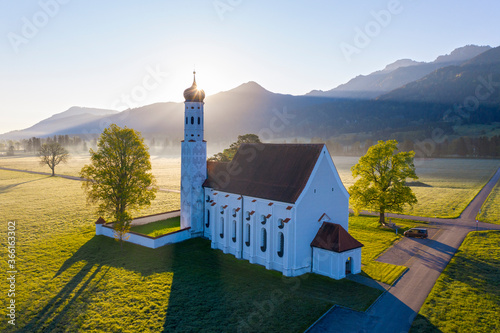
[208,134,261,162]
[80,124,156,248]
[349,140,418,225]
[39,142,69,176]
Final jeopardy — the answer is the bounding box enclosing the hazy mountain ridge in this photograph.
[378,46,500,104]
[2,45,499,144]
[307,45,491,99]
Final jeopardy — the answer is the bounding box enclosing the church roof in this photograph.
[311,222,364,253]
[203,143,324,203]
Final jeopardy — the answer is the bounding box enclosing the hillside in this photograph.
[378,46,500,105]
[308,45,491,99]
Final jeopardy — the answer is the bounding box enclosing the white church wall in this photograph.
[312,247,362,280]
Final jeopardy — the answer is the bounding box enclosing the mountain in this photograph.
[1,107,119,140]
[378,46,500,104]
[308,45,491,99]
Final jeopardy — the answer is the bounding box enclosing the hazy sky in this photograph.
[1,0,499,134]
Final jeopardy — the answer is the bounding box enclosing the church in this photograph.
[180,73,363,280]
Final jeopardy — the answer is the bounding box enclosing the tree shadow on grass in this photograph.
[24,236,381,332]
[409,314,443,333]
[21,263,108,332]
[0,176,50,193]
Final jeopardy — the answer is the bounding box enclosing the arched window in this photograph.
[232,208,237,217]
[232,220,237,242]
[277,232,284,257]
[245,223,251,246]
[220,206,224,215]
[261,215,266,225]
[191,106,194,109]
[278,219,284,229]
[206,210,210,228]
[245,211,251,221]
[206,195,210,202]
[191,116,194,124]
[197,117,200,125]
[260,228,267,252]
[220,218,224,239]
[185,117,188,124]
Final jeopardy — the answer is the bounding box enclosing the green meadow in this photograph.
[410,231,500,333]
[334,156,500,218]
[2,154,498,219]
[130,217,181,237]
[477,182,500,224]
[0,170,381,332]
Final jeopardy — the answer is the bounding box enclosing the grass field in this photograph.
[410,231,500,333]
[348,216,428,285]
[2,154,499,218]
[477,182,500,224]
[334,157,500,218]
[130,216,181,236]
[0,170,382,332]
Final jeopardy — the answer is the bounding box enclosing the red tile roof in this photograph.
[95,217,106,225]
[311,222,363,253]
[203,143,324,203]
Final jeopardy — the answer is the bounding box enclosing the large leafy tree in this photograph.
[39,142,69,176]
[80,124,156,247]
[208,134,261,162]
[349,140,418,225]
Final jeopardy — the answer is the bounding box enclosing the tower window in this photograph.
[220,217,224,239]
[191,117,194,124]
[206,210,210,228]
[198,117,200,125]
[261,228,267,252]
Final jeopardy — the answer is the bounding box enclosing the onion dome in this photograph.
[183,71,205,102]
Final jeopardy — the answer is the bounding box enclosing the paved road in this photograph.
[308,167,500,333]
[0,167,181,193]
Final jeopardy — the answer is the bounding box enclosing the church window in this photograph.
[220,218,224,238]
[245,211,251,221]
[191,117,194,124]
[260,228,267,252]
[277,232,284,257]
[232,208,237,217]
[198,107,200,109]
[220,206,224,215]
[278,219,284,229]
[332,188,334,191]
[206,195,210,202]
[245,223,251,246]
[232,220,237,243]
[260,215,266,225]
[206,210,210,228]
[191,106,194,109]
[185,117,188,124]
[197,117,200,125]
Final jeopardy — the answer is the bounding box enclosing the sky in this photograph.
[1,0,499,134]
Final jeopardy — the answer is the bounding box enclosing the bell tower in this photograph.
[180,71,207,236]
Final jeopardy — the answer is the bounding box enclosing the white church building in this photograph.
[179,72,363,280]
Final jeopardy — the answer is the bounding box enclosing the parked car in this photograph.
[404,228,428,238]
